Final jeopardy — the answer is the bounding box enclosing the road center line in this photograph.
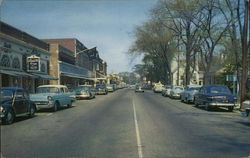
[132,99,144,158]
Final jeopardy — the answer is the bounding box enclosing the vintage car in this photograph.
[30,85,75,112]
[194,85,237,111]
[95,84,108,95]
[180,85,201,103]
[169,86,184,99]
[135,85,144,93]
[162,85,172,97]
[106,84,115,92]
[0,88,36,124]
[153,84,164,93]
[75,85,96,99]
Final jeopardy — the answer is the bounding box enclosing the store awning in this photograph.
[0,70,37,78]
[15,71,37,78]
[31,73,58,80]
[0,70,19,76]
[61,72,90,80]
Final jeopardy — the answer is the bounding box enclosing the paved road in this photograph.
[1,89,250,158]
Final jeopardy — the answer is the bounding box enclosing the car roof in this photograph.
[37,85,67,88]
[0,87,24,91]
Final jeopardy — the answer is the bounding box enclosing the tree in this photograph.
[152,0,204,85]
[129,18,177,84]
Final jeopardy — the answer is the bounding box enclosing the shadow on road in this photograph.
[193,105,235,113]
[234,121,250,127]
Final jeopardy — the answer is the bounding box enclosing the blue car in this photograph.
[0,88,36,124]
[194,85,237,111]
[30,85,75,112]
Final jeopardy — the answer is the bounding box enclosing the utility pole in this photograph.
[240,0,249,108]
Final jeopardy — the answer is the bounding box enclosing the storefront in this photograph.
[59,61,94,88]
[0,24,57,93]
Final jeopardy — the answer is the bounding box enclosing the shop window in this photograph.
[0,55,10,67]
[41,63,45,72]
[12,57,21,69]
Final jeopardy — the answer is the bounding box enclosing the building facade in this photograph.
[0,21,55,93]
[43,38,107,84]
[46,43,94,88]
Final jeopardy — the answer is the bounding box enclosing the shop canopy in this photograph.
[31,73,58,80]
[0,69,37,78]
[60,62,93,80]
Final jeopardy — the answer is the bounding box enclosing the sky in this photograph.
[0,0,158,73]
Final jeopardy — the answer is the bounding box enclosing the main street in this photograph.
[1,88,250,158]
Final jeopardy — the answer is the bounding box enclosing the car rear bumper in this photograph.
[208,102,235,107]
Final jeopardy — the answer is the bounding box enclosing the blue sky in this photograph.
[1,0,157,73]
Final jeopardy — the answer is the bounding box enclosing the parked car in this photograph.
[75,85,96,99]
[30,85,75,112]
[180,85,201,103]
[162,85,172,97]
[0,88,36,124]
[169,86,184,99]
[95,84,108,95]
[106,84,115,92]
[194,85,237,111]
[135,85,144,93]
[154,84,164,93]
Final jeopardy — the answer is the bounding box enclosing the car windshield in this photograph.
[0,89,13,101]
[96,84,105,88]
[77,86,89,91]
[37,87,59,93]
[175,87,183,90]
[209,86,231,94]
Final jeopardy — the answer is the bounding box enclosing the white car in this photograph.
[180,85,201,103]
[154,85,163,93]
[162,85,172,97]
[169,86,184,99]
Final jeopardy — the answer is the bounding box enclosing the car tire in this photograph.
[3,109,15,125]
[29,104,36,117]
[228,106,234,112]
[52,102,59,112]
[67,101,72,108]
[205,103,211,111]
[194,98,199,107]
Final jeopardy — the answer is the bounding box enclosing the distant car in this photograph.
[194,85,237,111]
[154,84,164,93]
[95,84,108,95]
[75,85,96,99]
[0,88,36,124]
[162,85,172,97]
[169,86,184,99]
[106,84,115,92]
[135,85,144,93]
[180,85,201,103]
[30,85,75,112]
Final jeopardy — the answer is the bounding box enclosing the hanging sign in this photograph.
[27,55,40,72]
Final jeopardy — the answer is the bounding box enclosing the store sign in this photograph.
[27,55,40,72]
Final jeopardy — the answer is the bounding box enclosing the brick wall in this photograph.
[49,44,60,85]
[43,38,76,54]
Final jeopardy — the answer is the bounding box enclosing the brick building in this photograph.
[0,21,56,93]
[43,38,107,84]
[46,43,93,88]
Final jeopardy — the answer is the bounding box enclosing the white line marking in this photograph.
[132,99,144,158]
